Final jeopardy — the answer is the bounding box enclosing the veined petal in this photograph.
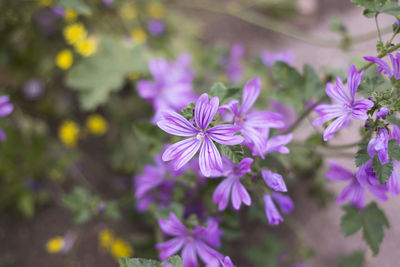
[351,99,374,120]
[156,237,185,260]
[347,65,363,101]
[199,136,223,177]
[263,194,283,225]
[364,56,393,78]
[388,160,400,196]
[242,126,267,159]
[240,77,261,115]
[158,212,188,236]
[262,170,287,192]
[244,111,285,129]
[195,240,223,264]
[271,193,294,213]
[157,111,199,136]
[335,180,365,210]
[264,133,293,154]
[325,81,350,105]
[325,162,354,181]
[207,124,244,145]
[390,53,400,80]
[162,138,202,170]
[182,243,199,267]
[195,93,219,130]
[212,177,235,211]
[312,103,347,126]
[231,180,251,210]
[236,158,253,176]
[323,114,350,141]
[219,100,240,117]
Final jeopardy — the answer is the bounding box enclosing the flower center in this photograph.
[196,131,205,140]
[234,116,245,125]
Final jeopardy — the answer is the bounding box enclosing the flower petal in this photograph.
[262,170,287,192]
[199,136,223,177]
[137,80,158,99]
[231,180,251,210]
[364,56,393,78]
[195,240,223,264]
[240,77,261,115]
[182,243,199,267]
[236,157,253,176]
[162,138,202,170]
[195,93,219,130]
[212,177,235,211]
[157,111,199,136]
[158,212,188,236]
[156,237,185,260]
[263,194,283,225]
[325,162,355,181]
[244,111,285,129]
[207,124,244,145]
[325,80,350,105]
[271,193,294,213]
[323,114,350,141]
[347,65,363,101]
[351,99,374,120]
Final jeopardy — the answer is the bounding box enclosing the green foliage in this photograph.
[372,155,393,184]
[62,187,120,224]
[338,251,365,267]
[388,139,400,161]
[341,203,389,255]
[272,62,323,111]
[244,234,287,267]
[180,102,195,120]
[351,0,400,18]
[209,82,240,104]
[119,255,183,267]
[355,142,370,167]
[66,36,147,110]
[357,66,390,94]
[57,0,91,15]
[219,144,244,164]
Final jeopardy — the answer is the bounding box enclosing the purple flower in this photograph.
[312,65,373,141]
[22,78,45,100]
[260,50,294,67]
[225,44,244,83]
[263,194,283,225]
[269,100,297,132]
[388,125,400,196]
[137,53,197,122]
[157,93,244,177]
[156,212,223,267]
[249,128,293,157]
[211,157,252,211]
[52,5,64,17]
[356,160,388,202]
[364,53,400,80]
[262,170,287,192]
[220,77,285,158]
[98,203,106,213]
[134,156,178,212]
[220,256,236,267]
[367,128,389,164]
[376,107,389,119]
[148,19,165,36]
[271,192,294,213]
[325,162,365,209]
[0,96,13,141]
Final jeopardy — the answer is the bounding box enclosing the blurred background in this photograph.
[0,0,398,266]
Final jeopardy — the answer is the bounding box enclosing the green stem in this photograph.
[375,13,383,43]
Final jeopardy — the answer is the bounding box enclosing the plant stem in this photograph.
[375,13,383,43]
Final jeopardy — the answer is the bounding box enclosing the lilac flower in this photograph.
[269,100,297,132]
[312,65,373,141]
[225,44,244,83]
[220,256,236,267]
[263,194,283,225]
[134,156,178,212]
[325,162,365,209]
[271,192,294,213]
[249,128,293,157]
[262,170,287,192]
[148,19,165,36]
[364,53,400,80]
[367,128,389,164]
[356,160,388,202]
[211,157,252,211]
[0,96,13,141]
[388,125,400,196]
[157,93,243,177]
[376,107,389,119]
[260,50,294,67]
[156,212,223,267]
[22,78,45,100]
[220,77,285,158]
[137,53,197,122]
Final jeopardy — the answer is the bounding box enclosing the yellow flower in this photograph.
[46,236,65,254]
[127,72,140,80]
[55,49,73,70]
[131,28,147,44]
[64,9,78,22]
[86,114,108,136]
[39,0,53,7]
[146,3,165,19]
[63,23,87,45]
[110,238,133,260]
[75,37,98,57]
[120,3,137,20]
[98,229,114,250]
[58,120,80,148]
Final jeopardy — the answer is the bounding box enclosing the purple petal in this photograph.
[390,53,400,80]
[323,114,350,141]
[157,111,199,136]
[390,125,400,145]
[162,137,202,170]
[158,212,188,236]
[193,220,222,247]
[335,180,365,210]
[351,99,374,120]
[199,136,223,177]
[236,157,253,176]
[312,104,347,126]
[263,194,283,225]
[137,80,158,99]
[271,193,294,213]
[182,243,199,267]
[364,56,393,78]
[212,177,235,211]
[242,126,267,159]
[0,128,6,141]
[207,124,244,145]
[325,162,354,181]
[240,77,261,115]
[244,111,285,129]
[376,107,389,119]
[231,180,251,210]
[220,256,236,267]
[219,100,240,118]
[388,160,400,196]
[367,128,389,165]
[135,165,164,198]
[264,133,293,154]
[156,237,185,260]
[346,65,363,101]
[195,240,223,264]
[149,59,169,80]
[325,81,350,105]
[262,170,287,192]
[195,93,219,130]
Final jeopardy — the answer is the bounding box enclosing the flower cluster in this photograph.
[0,95,13,141]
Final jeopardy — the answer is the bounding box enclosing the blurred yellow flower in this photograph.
[86,114,108,136]
[110,238,134,260]
[131,28,147,44]
[120,3,137,20]
[63,23,87,45]
[75,37,98,57]
[128,72,140,80]
[146,3,165,19]
[39,0,53,7]
[64,9,77,22]
[55,49,73,70]
[58,120,80,148]
[46,236,65,254]
[98,229,114,250]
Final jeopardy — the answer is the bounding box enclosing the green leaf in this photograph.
[209,82,240,104]
[180,102,195,120]
[58,0,91,15]
[388,139,400,161]
[338,251,365,267]
[220,144,244,164]
[340,203,389,256]
[355,142,370,167]
[372,155,393,184]
[351,0,400,18]
[119,257,162,267]
[303,64,324,101]
[66,36,147,110]
[166,255,183,267]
